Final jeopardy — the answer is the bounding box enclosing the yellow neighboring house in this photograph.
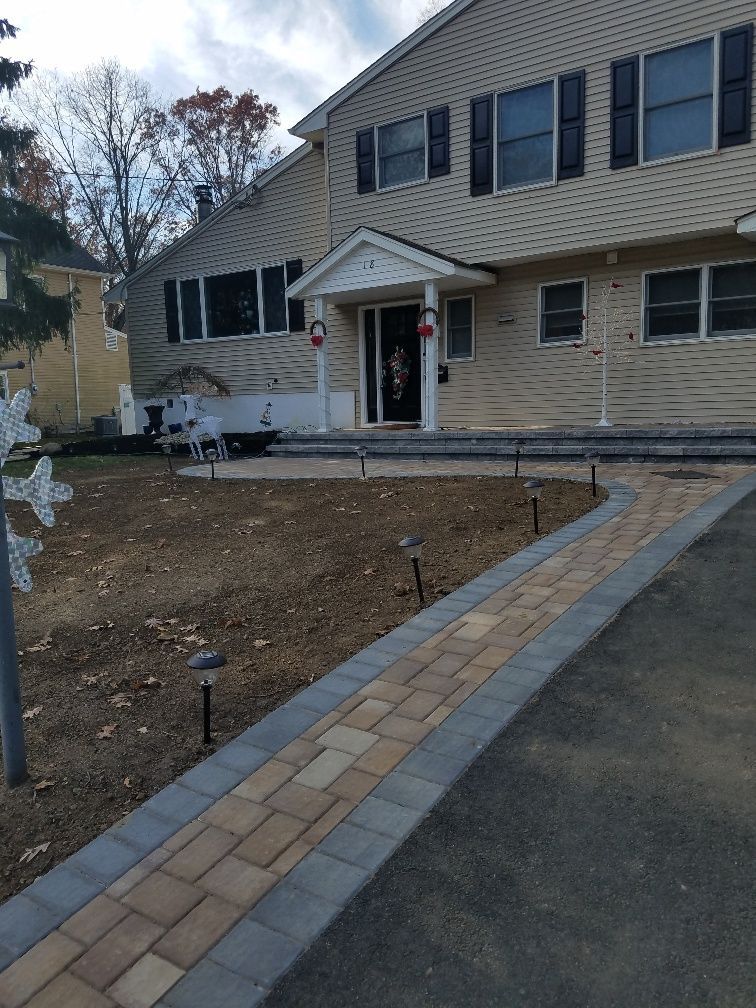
[7,244,131,435]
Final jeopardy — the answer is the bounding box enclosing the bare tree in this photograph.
[14,60,186,278]
[417,0,450,24]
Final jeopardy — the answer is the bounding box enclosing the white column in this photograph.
[315,294,332,433]
[424,280,439,432]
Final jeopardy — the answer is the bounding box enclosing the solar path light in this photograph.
[355,445,367,479]
[514,440,525,478]
[161,443,173,473]
[399,535,426,607]
[187,650,226,744]
[585,453,599,498]
[206,447,218,480]
[523,479,544,534]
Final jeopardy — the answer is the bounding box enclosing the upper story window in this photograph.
[497,80,555,191]
[445,296,474,360]
[377,115,426,189]
[538,279,586,346]
[643,261,756,344]
[165,260,304,344]
[643,38,714,162]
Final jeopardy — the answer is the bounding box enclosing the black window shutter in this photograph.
[557,70,586,179]
[285,258,306,332]
[470,94,494,196]
[719,23,753,148]
[610,55,639,169]
[427,105,450,177]
[164,280,180,343]
[356,128,376,193]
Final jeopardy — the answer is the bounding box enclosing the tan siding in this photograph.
[437,236,756,426]
[8,270,130,432]
[127,148,329,399]
[326,0,756,264]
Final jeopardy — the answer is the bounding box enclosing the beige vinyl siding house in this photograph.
[112,0,756,432]
[7,249,130,433]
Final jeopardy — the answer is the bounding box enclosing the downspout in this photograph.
[68,272,81,431]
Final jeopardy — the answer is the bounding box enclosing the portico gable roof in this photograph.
[286,227,498,305]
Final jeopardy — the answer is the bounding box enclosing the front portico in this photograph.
[286,227,497,431]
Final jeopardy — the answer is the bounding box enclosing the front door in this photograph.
[379,304,421,423]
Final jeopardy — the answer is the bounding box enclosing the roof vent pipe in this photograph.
[194,184,213,223]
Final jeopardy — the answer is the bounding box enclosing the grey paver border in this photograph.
[2,469,754,1004]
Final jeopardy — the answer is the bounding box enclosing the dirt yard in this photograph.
[0,456,605,901]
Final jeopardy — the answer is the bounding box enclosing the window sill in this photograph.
[177,330,293,346]
[495,178,557,197]
[376,177,429,194]
[444,356,475,363]
[641,145,717,169]
[641,332,756,347]
[538,339,584,348]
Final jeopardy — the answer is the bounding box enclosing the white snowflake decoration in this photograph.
[0,389,73,591]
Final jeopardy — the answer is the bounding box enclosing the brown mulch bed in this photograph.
[0,458,605,902]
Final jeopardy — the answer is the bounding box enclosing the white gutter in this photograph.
[68,272,81,431]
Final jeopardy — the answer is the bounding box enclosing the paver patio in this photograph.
[0,459,754,1008]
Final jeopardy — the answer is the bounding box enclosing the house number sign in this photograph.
[363,259,375,269]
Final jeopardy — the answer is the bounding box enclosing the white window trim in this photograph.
[375,111,429,193]
[444,294,476,362]
[494,77,559,196]
[537,277,587,348]
[640,258,756,346]
[639,33,720,167]
[174,262,292,344]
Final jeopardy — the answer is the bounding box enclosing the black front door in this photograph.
[380,304,421,423]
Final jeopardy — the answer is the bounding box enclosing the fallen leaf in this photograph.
[27,634,52,653]
[223,618,246,629]
[88,621,114,632]
[155,539,167,549]
[33,780,55,792]
[108,694,132,708]
[137,726,148,734]
[253,639,272,649]
[363,568,376,576]
[123,776,132,788]
[96,723,118,739]
[67,550,84,557]
[22,705,43,720]
[19,842,50,864]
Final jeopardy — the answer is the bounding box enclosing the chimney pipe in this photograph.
[194,184,213,223]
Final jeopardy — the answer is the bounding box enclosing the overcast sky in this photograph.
[4,1,445,149]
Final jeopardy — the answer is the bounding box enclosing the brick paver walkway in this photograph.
[0,461,753,1008]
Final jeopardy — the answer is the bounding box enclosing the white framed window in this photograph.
[642,260,756,344]
[497,79,556,192]
[175,263,292,343]
[445,296,475,361]
[538,279,587,346]
[376,114,427,190]
[642,37,716,164]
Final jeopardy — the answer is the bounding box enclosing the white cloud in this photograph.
[3,0,445,149]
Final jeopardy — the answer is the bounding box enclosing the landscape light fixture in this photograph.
[585,454,599,497]
[187,650,226,744]
[355,445,367,479]
[399,535,426,607]
[514,440,525,478]
[206,447,218,480]
[161,443,173,473]
[523,479,544,534]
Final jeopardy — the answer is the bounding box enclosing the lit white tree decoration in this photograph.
[571,279,638,427]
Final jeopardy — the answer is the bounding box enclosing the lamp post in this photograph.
[585,453,598,498]
[399,535,426,607]
[355,445,367,480]
[206,447,218,480]
[161,443,173,473]
[523,479,544,534]
[514,440,525,478]
[187,650,225,745]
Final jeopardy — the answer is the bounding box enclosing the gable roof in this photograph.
[41,243,109,275]
[104,142,314,303]
[290,0,477,139]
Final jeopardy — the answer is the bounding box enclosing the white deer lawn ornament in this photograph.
[180,394,229,462]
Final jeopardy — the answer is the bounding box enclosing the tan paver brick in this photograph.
[266,781,338,821]
[373,714,432,745]
[358,680,413,704]
[153,896,244,971]
[106,953,183,1008]
[380,657,425,684]
[268,840,313,876]
[437,638,487,657]
[336,694,363,713]
[26,972,114,1008]
[61,895,129,947]
[70,913,164,991]
[469,646,516,670]
[0,931,84,1008]
[162,826,238,883]
[316,724,378,756]
[405,646,442,664]
[301,799,355,845]
[328,768,381,803]
[231,760,297,803]
[341,698,394,730]
[446,681,480,707]
[450,622,493,641]
[406,671,459,696]
[198,856,277,908]
[425,704,453,726]
[122,872,203,928]
[105,849,171,901]
[162,821,205,854]
[425,653,469,676]
[234,812,307,867]
[275,738,323,767]
[293,748,356,789]
[302,710,342,740]
[353,737,412,776]
[199,795,271,836]
[394,690,444,720]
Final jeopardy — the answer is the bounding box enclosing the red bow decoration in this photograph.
[417,323,435,338]
[310,332,324,348]
[591,349,604,356]
[611,281,623,289]
[628,332,635,341]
